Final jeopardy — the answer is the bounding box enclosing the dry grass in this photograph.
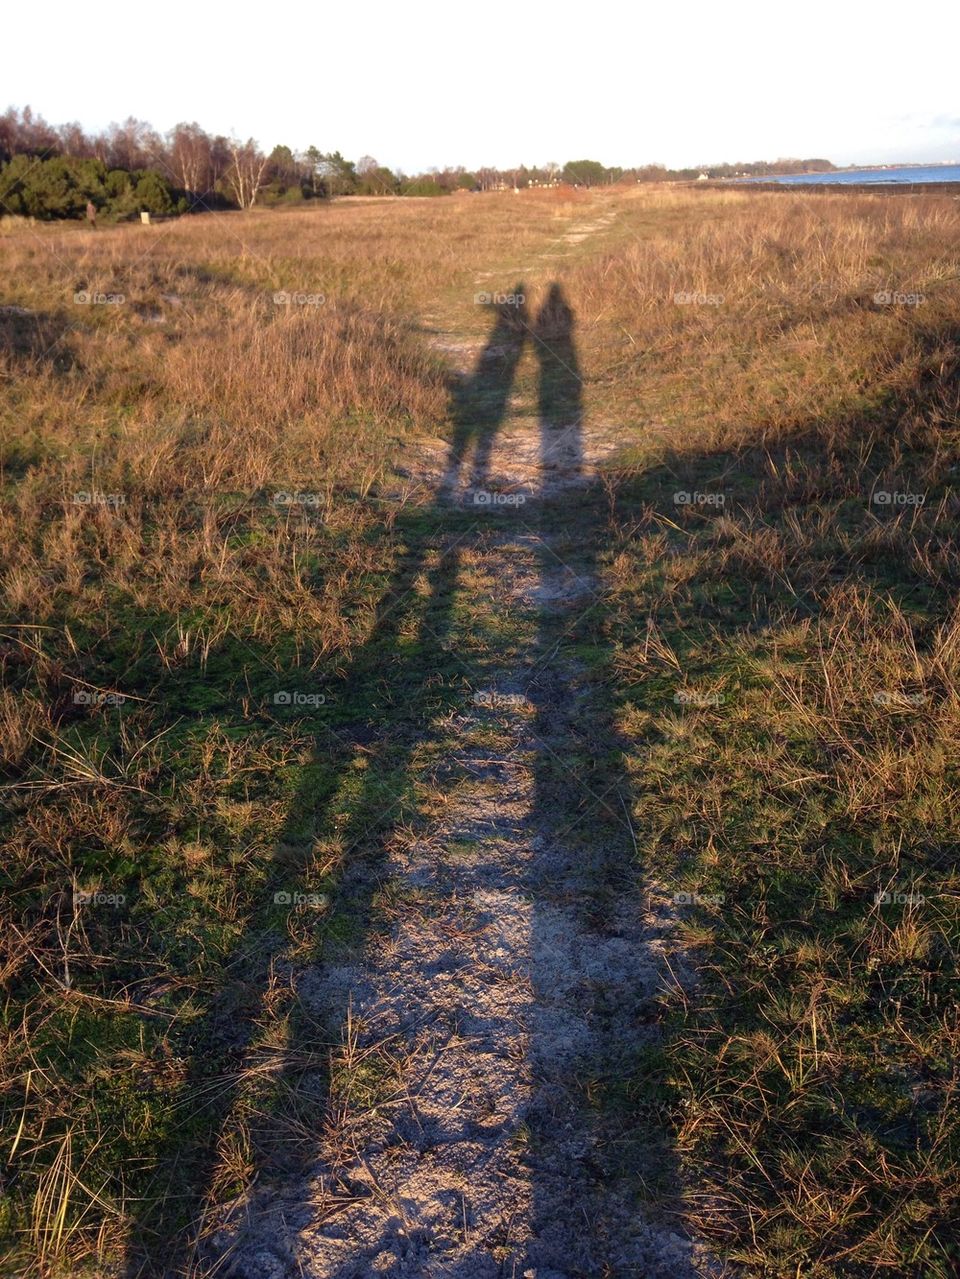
[584,188,960,1277]
[2,185,959,1276]
[0,192,593,1276]
[564,186,960,447]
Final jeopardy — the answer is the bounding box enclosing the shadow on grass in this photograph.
[119,295,529,1277]
[522,285,695,1271]
[0,303,76,378]
[120,279,713,1277]
[582,328,960,1274]
[17,279,958,1277]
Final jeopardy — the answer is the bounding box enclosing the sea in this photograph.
[738,165,960,186]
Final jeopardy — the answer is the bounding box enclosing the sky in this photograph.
[9,0,960,172]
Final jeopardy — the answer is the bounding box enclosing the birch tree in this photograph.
[226,137,268,209]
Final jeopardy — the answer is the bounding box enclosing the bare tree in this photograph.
[209,136,232,191]
[168,122,212,199]
[0,105,58,160]
[57,122,93,158]
[225,137,268,209]
[105,117,164,171]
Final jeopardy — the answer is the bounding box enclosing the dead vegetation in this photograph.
[1,186,959,1276]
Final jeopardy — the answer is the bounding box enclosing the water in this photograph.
[738,164,960,186]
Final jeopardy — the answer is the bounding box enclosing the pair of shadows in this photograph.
[122,283,683,1278]
[444,282,584,493]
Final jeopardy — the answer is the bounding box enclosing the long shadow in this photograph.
[522,286,695,1273]
[121,300,527,1276]
[443,285,529,491]
[160,293,960,1277]
[122,281,702,1277]
[518,315,960,1275]
[285,284,696,1277]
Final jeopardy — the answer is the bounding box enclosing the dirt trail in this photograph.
[210,211,718,1279]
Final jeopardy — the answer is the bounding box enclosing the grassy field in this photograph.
[1,186,959,1277]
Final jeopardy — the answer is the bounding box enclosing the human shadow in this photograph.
[442,284,529,492]
[521,286,696,1274]
[285,285,697,1278]
[120,301,525,1276]
[532,281,584,481]
[516,311,960,1276]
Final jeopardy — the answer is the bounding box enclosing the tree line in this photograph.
[0,105,836,221]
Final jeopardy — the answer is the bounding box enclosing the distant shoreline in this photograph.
[725,180,960,195]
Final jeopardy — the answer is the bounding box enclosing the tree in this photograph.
[105,117,164,172]
[57,122,93,158]
[0,155,105,218]
[266,144,299,187]
[225,137,268,209]
[354,156,398,195]
[134,171,175,214]
[561,159,608,187]
[302,145,324,196]
[318,151,357,196]
[168,122,212,199]
[357,162,398,195]
[209,136,232,191]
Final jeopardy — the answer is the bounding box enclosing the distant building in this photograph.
[697,172,709,181]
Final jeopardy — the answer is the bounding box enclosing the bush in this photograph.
[0,154,178,220]
[399,177,447,196]
[133,171,174,214]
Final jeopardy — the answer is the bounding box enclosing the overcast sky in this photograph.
[9,0,960,172]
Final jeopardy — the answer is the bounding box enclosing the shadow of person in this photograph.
[533,281,584,484]
[120,290,530,1279]
[443,284,529,493]
[520,282,699,1275]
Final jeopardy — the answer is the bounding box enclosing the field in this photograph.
[2,185,959,1277]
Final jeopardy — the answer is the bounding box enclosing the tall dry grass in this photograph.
[2,185,959,1276]
[0,191,594,1275]
[564,187,960,448]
